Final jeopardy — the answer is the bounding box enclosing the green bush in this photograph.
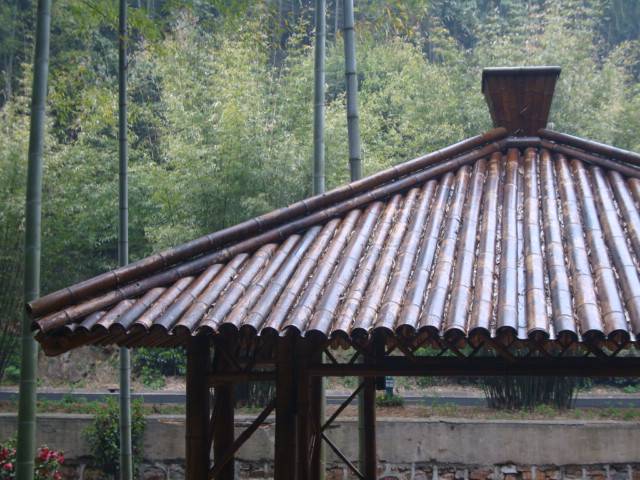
[132,347,186,389]
[376,393,404,408]
[483,376,578,411]
[84,398,145,477]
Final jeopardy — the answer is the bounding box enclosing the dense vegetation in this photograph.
[1,0,640,382]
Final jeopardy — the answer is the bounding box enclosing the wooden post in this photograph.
[186,337,211,480]
[362,378,376,479]
[297,344,311,480]
[275,336,297,480]
[310,350,324,480]
[212,338,235,480]
[213,382,234,480]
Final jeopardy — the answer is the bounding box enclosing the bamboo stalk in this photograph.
[313,0,326,196]
[117,0,132,478]
[343,0,361,180]
[16,0,51,476]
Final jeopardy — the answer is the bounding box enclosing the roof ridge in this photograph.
[30,129,507,325]
[539,129,640,167]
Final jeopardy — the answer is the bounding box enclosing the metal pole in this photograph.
[16,0,51,476]
[118,0,133,478]
[343,0,361,180]
[313,3,327,479]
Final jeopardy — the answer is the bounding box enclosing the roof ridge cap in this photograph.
[539,129,640,167]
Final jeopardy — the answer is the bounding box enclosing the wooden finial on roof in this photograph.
[482,66,561,136]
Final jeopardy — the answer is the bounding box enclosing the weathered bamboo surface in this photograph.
[31,135,640,355]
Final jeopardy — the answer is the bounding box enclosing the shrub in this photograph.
[0,438,64,480]
[376,393,404,408]
[132,347,186,389]
[84,399,145,476]
[483,376,578,411]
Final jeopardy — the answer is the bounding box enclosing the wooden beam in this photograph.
[310,349,325,480]
[321,382,364,433]
[307,356,640,377]
[209,371,276,385]
[296,346,311,480]
[321,432,365,480]
[275,336,296,480]
[212,344,235,480]
[209,399,275,479]
[186,336,211,480]
[310,377,323,480]
[362,378,376,480]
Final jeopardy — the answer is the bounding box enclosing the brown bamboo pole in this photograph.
[186,337,211,480]
[362,378,376,479]
[540,140,640,179]
[296,345,311,479]
[539,129,640,166]
[275,336,296,480]
[213,385,234,480]
[34,141,503,333]
[28,129,507,319]
[209,400,275,479]
[307,357,640,377]
[310,349,324,480]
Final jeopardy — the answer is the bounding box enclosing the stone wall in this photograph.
[1,413,639,479]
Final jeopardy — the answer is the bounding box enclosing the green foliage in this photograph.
[84,398,145,476]
[132,347,186,388]
[376,393,404,408]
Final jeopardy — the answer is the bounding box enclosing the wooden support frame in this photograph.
[210,399,275,479]
[212,339,236,480]
[308,356,640,377]
[186,336,211,480]
[362,378,376,479]
[198,335,640,480]
[275,336,297,480]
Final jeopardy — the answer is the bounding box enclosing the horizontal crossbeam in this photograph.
[208,372,276,385]
[308,356,640,377]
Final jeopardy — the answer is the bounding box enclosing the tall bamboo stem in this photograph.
[313,3,327,478]
[313,0,326,196]
[342,2,372,474]
[343,0,361,180]
[118,0,133,478]
[16,0,51,477]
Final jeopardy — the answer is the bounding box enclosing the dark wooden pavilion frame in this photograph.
[187,326,640,480]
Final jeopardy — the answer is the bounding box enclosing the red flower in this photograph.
[0,448,7,461]
[38,447,50,462]
[3,462,13,471]
[53,472,62,480]
[57,454,64,464]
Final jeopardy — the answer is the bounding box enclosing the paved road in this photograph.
[1,389,639,408]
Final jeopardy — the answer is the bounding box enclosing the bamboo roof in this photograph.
[30,127,640,355]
